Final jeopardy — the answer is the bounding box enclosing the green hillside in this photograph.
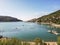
[37,10,60,24]
[28,10,60,24]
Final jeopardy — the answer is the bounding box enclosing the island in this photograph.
[0,16,22,22]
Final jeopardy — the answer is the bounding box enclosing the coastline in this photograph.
[39,22,60,28]
[51,23,60,28]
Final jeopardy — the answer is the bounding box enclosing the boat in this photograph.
[48,30,59,35]
[48,30,51,32]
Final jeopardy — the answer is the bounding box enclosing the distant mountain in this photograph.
[27,10,60,24]
[0,16,22,22]
[27,18,37,22]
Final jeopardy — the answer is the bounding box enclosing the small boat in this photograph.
[48,30,58,35]
[16,27,20,29]
[22,25,24,26]
[48,30,51,32]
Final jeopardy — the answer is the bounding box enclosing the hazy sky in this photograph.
[0,0,60,21]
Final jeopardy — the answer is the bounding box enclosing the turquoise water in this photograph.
[0,22,57,41]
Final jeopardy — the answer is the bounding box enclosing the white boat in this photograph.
[48,30,58,35]
[48,30,52,32]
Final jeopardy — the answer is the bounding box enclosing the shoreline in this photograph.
[51,23,60,28]
[39,22,60,28]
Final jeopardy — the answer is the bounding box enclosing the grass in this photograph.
[0,38,47,45]
[0,38,30,45]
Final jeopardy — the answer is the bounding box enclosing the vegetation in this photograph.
[0,16,22,22]
[0,38,47,45]
[57,36,60,45]
[34,38,43,45]
[0,38,30,45]
[37,10,60,24]
[28,10,60,24]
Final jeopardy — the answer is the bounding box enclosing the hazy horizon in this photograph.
[0,0,60,21]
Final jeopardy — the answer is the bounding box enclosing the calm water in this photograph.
[0,22,58,41]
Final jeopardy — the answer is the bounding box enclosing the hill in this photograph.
[27,18,37,22]
[0,16,22,22]
[28,10,60,24]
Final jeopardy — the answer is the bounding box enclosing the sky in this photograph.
[0,0,60,21]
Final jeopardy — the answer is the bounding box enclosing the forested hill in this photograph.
[28,10,60,24]
[0,16,22,22]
